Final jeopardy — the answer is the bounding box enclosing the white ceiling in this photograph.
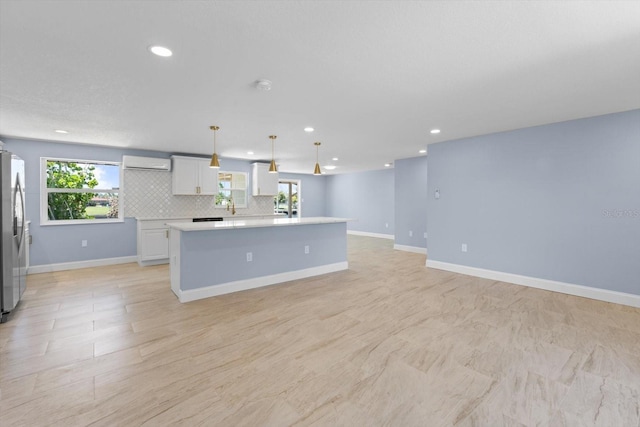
[1,1,639,174]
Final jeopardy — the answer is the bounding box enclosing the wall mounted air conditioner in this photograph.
[122,155,171,171]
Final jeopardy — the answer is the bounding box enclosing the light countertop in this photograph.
[167,217,351,231]
[135,214,285,221]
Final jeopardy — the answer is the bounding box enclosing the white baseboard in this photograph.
[426,260,640,308]
[28,256,138,275]
[138,258,169,267]
[176,262,349,303]
[393,244,427,255]
[347,230,394,240]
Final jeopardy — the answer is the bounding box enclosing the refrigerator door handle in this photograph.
[14,179,25,250]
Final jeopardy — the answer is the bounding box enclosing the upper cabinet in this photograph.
[252,162,278,196]
[172,156,219,195]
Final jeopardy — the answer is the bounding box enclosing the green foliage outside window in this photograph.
[215,181,232,206]
[274,191,298,211]
[46,161,98,220]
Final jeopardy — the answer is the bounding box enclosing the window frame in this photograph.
[215,170,248,209]
[40,157,124,226]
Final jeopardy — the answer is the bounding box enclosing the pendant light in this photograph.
[313,142,322,175]
[268,135,278,173]
[209,125,220,168]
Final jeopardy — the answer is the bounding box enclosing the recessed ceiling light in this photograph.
[256,79,272,91]
[304,127,314,132]
[54,129,68,134]
[419,149,427,154]
[332,157,339,161]
[384,163,392,167]
[149,46,173,57]
[430,129,441,134]
[247,151,254,155]
[324,165,337,170]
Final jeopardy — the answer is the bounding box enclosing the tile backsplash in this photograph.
[123,170,274,218]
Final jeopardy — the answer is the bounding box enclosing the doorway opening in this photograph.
[275,179,300,218]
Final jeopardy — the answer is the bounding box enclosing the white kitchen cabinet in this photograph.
[172,156,218,195]
[252,162,278,196]
[137,219,184,266]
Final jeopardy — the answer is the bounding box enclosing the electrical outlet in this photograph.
[304,245,309,254]
[461,243,467,252]
[385,223,389,228]
[409,231,413,237]
[81,240,87,247]
[424,232,428,239]
[246,252,252,262]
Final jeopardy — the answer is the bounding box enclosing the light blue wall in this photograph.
[427,110,640,295]
[394,156,428,248]
[325,169,394,235]
[1,138,327,267]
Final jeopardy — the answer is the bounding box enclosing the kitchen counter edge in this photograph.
[166,217,352,231]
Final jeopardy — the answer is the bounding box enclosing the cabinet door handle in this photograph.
[165,230,169,238]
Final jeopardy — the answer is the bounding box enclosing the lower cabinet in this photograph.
[137,219,176,266]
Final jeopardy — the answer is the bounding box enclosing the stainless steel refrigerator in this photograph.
[1,150,26,323]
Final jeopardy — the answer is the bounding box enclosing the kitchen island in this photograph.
[167,217,350,302]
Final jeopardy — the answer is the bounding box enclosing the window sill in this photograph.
[40,218,124,226]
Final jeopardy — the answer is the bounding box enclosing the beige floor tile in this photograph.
[1,235,638,426]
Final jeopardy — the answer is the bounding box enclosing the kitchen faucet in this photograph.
[226,197,236,215]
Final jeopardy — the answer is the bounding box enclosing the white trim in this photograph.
[426,260,640,308]
[347,230,394,240]
[28,256,137,274]
[137,258,169,267]
[176,261,348,303]
[393,244,427,255]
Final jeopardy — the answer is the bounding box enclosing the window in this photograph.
[40,157,123,225]
[215,171,248,209]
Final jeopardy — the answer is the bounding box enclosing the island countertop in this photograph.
[135,213,285,221]
[166,216,351,231]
